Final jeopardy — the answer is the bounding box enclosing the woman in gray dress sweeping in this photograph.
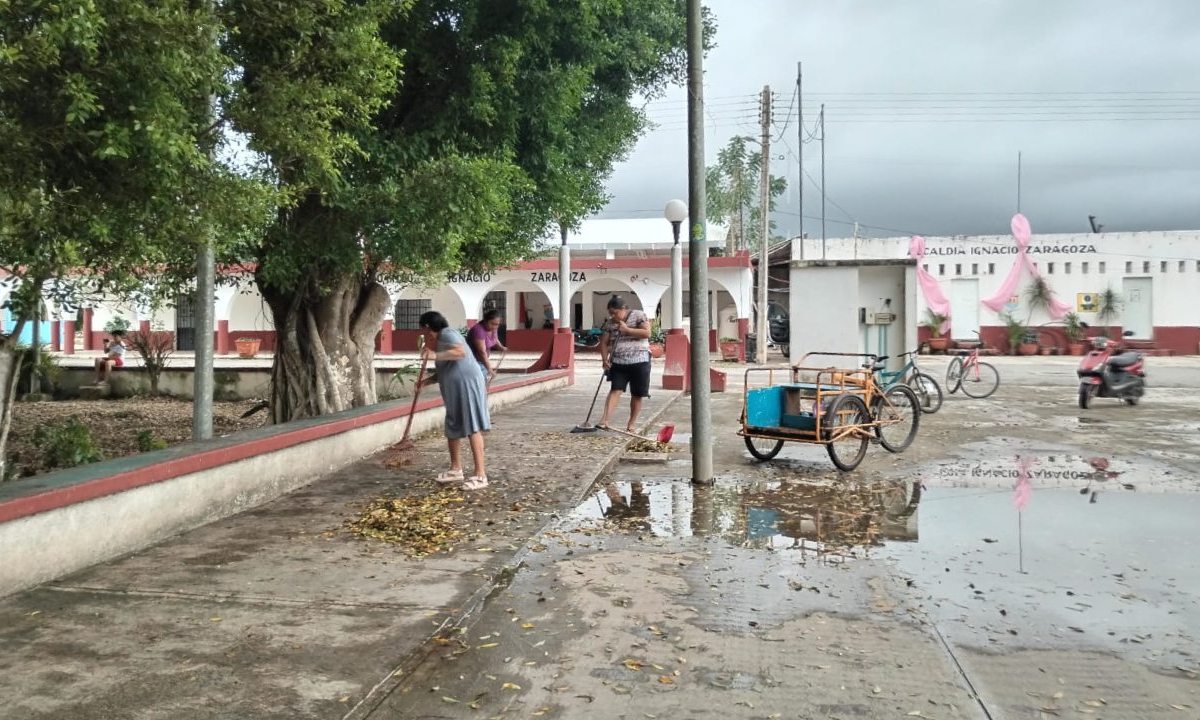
[418,310,491,490]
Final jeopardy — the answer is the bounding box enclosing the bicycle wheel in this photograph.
[945,356,964,394]
[873,384,920,453]
[744,435,785,461]
[959,361,1000,399]
[823,394,870,471]
[911,372,943,414]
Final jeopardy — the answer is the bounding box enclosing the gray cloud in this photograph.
[600,0,1200,237]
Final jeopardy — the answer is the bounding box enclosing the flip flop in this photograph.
[462,476,489,491]
[435,469,464,484]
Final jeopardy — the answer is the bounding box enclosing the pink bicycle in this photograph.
[944,333,1000,398]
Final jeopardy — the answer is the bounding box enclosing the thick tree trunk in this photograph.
[0,339,25,481]
[260,273,390,424]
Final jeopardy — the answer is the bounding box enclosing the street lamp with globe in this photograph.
[664,199,688,330]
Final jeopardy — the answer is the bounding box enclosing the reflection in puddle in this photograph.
[571,477,922,555]
[888,487,1200,666]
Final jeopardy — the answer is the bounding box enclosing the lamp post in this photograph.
[664,199,687,331]
[558,222,571,331]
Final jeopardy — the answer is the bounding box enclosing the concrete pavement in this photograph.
[0,368,680,720]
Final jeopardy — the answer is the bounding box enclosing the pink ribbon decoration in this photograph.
[909,236,952,334]
[982,214,1073,318]
[1012,455,1033,511]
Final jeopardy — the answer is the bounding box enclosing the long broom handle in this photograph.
[399,337,429,444]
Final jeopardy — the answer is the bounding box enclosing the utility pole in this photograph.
[796,61,804,258]
[756,85,771,364]
[686,0,712,485]
[192,0,217,441]
[820,103,827,259]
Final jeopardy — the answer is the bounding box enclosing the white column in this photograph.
[559,244,571,329]
[670,242,684,329]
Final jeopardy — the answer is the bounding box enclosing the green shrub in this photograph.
[135,429,168,452]
[16,344,62,393]
[34,417,104,469]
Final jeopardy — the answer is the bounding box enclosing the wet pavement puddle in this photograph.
[887,486,1200,670]
[558,445,1200,671]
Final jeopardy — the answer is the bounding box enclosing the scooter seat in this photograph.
[1109,352,1141,367]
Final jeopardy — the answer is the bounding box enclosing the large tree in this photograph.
[0,0,264,478]
[221,0,701,422]
[706,135,787,255]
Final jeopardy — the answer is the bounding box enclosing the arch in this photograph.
[477,278,555,331]
[391,283,467,329]
[571,276,640,331]
[227,287,274,332]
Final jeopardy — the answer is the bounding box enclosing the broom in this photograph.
[393,335,429,452]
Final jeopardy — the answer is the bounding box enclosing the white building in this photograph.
[6,219,756,358]
[788,226,1200,361]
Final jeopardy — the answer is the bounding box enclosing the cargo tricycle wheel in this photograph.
[823,394,870,471]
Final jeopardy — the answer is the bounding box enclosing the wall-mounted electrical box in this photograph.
[864,312,896,325]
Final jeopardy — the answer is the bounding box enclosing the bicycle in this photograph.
[870,350,943,414]
[945,333,1000,398]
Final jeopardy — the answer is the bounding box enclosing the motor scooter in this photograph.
[1077,331,1145,409]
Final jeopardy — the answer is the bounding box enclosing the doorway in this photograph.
[175,294,196,351]
[948,279,979,340]
[1123,277,1153,339]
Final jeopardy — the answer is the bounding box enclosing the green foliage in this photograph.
[1097,287,1121,335]
[1024,276,1055,322]
[649,317,665,344]
[104,316,131,334]
[1063,312,1084,342]
[227,0,698,297]
[922,309,948,337]
[135,429,168,452]
[706,136,787,254]
[1000,313,1028,352]
[34,417,103,469]
[17,344,62,393]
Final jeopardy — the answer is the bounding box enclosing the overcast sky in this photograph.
[599,0,1200,238]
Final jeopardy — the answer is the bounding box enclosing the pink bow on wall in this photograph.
[908,236,952,333]
[981,214,1073,318]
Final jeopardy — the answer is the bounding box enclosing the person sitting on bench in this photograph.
[94,330,126,383]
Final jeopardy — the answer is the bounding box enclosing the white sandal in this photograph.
[462,476,489,491]
[435,469,464,484]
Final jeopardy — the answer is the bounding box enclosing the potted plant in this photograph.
[648,317,665,359]
[235,336,261,358]
[718,336,741,361]
[1001,313,1026,355]
[1097,286,1121,340]
[922,309,951,352]
[1064,312,1086,355]
[1018,329,1040,356]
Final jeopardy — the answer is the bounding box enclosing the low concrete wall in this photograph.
[54,366,430,401]
[0,371,569,598]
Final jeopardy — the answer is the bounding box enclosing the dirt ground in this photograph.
[4,397,267,480]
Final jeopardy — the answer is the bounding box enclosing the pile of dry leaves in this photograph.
[347,492,466,557]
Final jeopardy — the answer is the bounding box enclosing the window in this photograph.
[1099,261,1106,274]
[938,264,945,276]
[1082,261,1089,274]
[1047,262,1055,274]
[987,263,995,274]
[1125,261,1132,273]
[394,299,432,329]
[971,263,978,275]
[1180,261,1186,272]
[1064,262,1071,274]
[1143,261,1150,273]
[1161,261,1168,273]
[955,264,962,275]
